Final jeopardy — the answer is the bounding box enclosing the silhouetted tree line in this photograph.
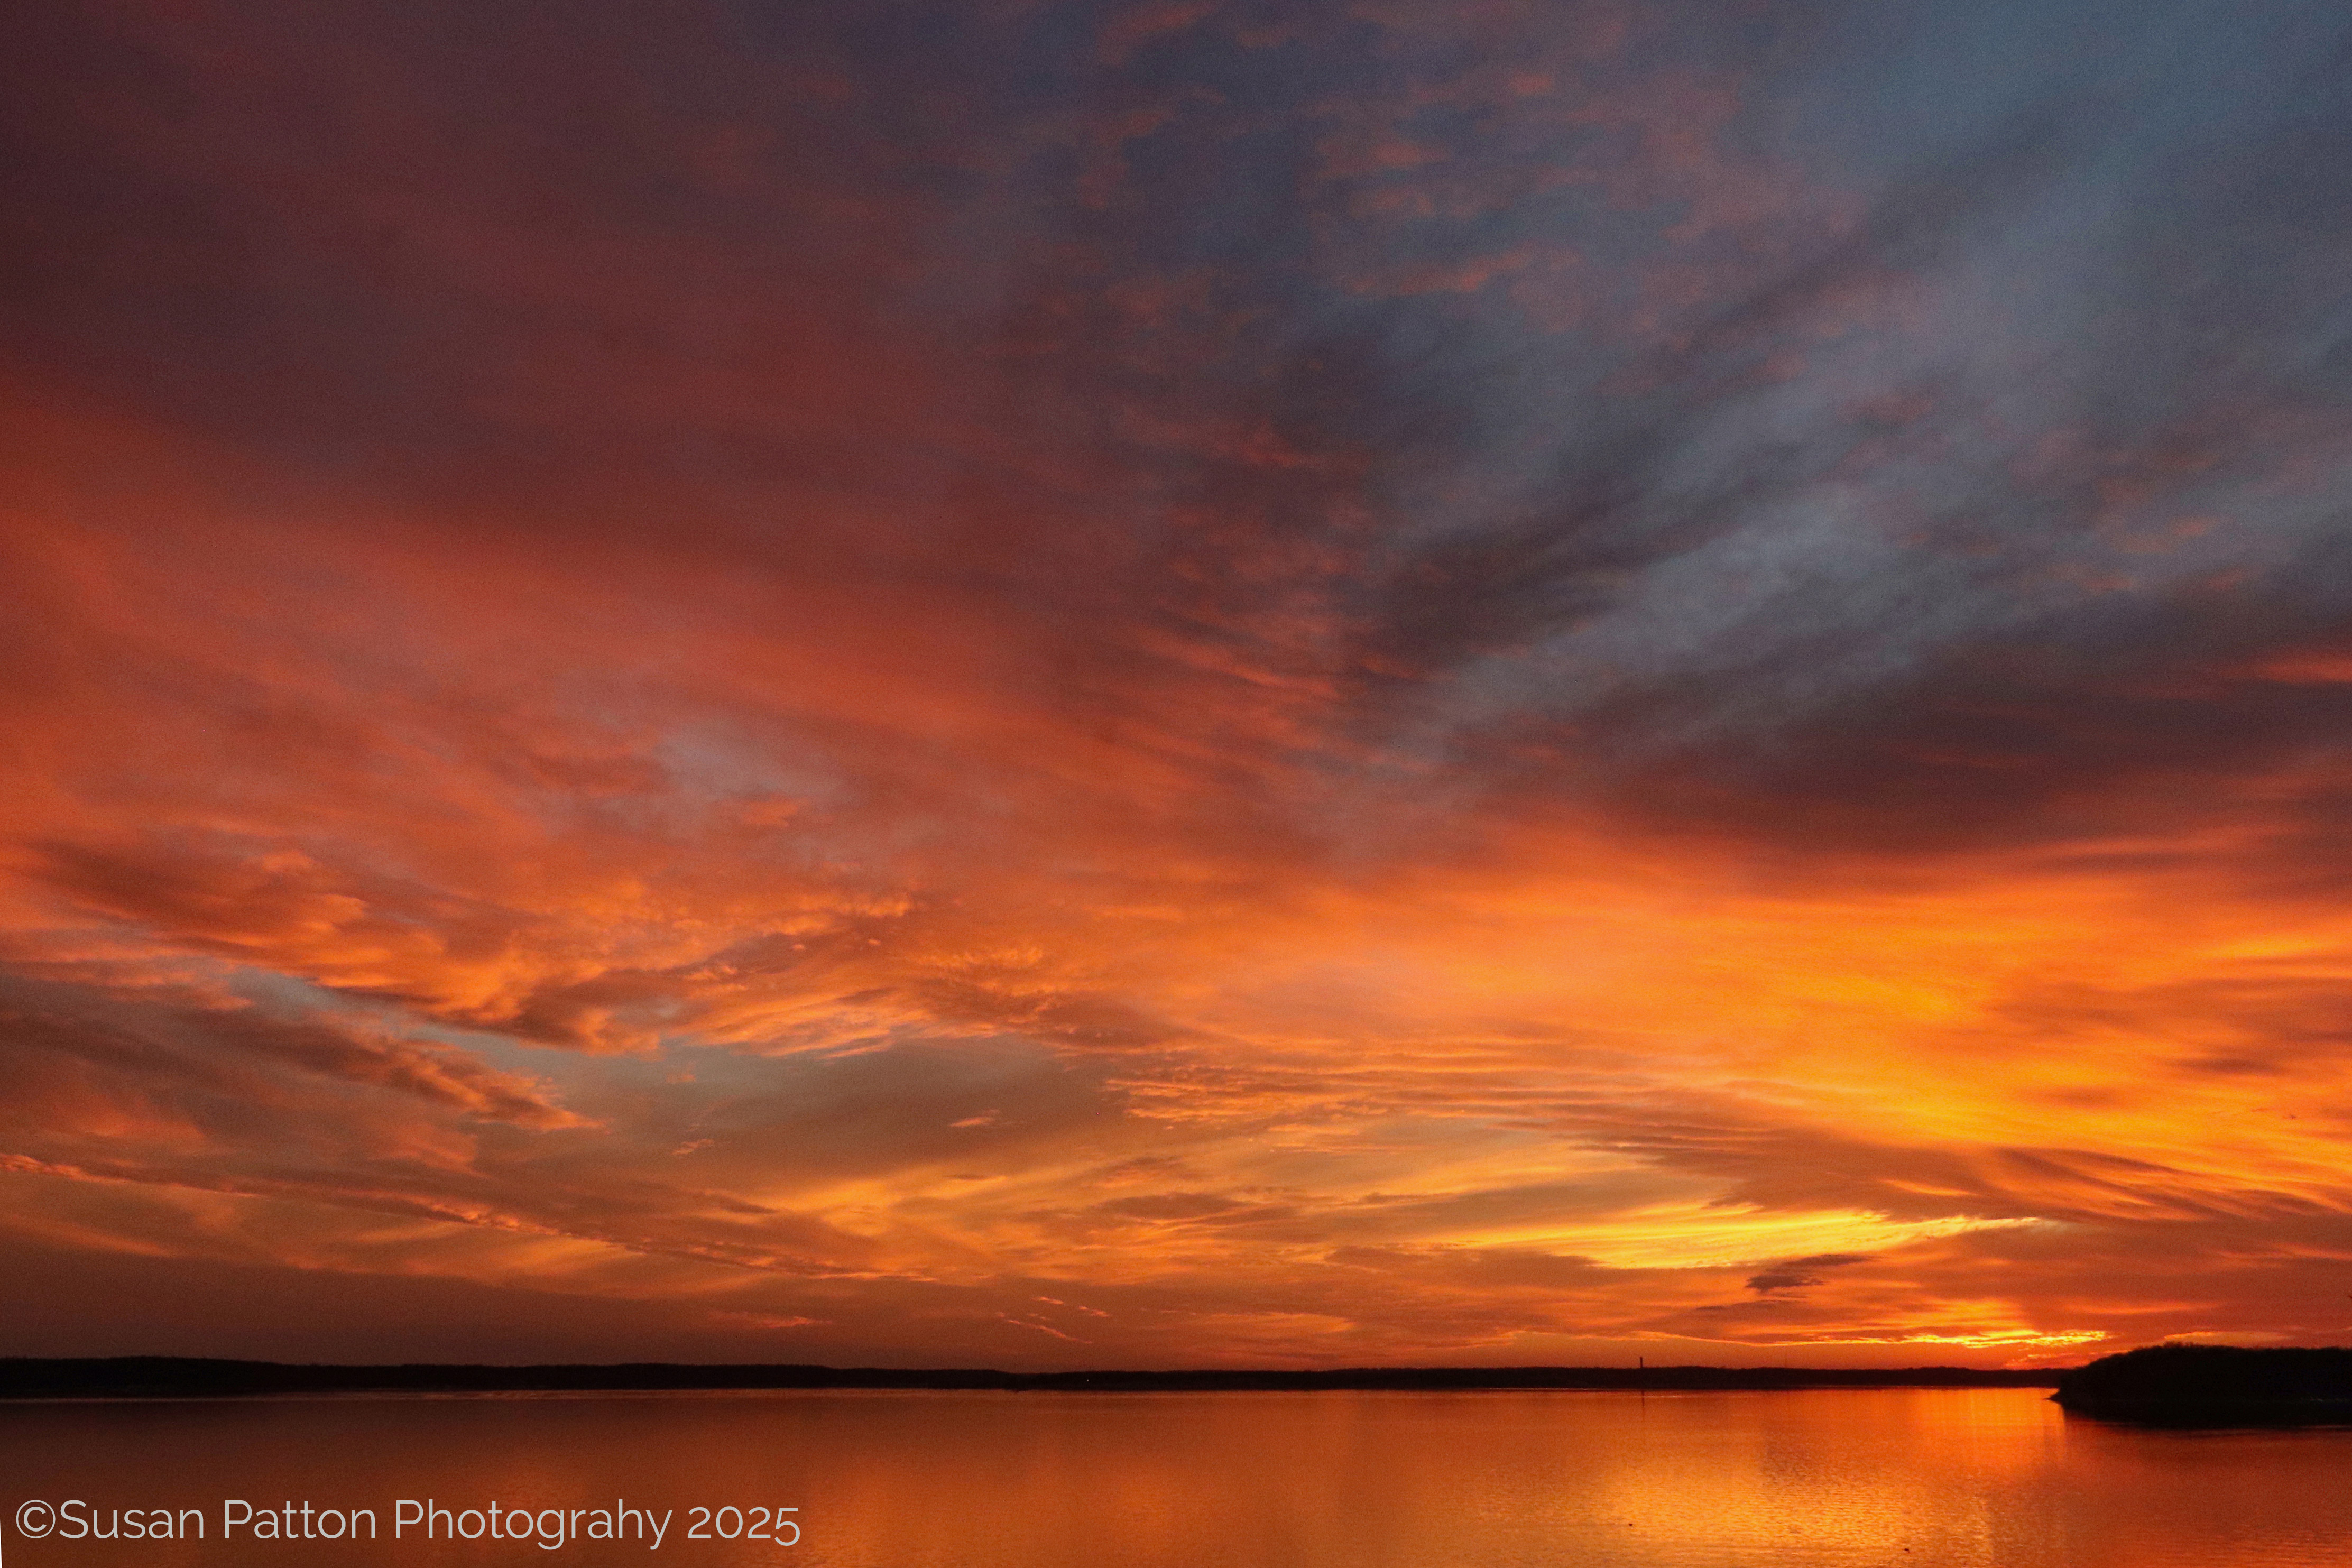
[2054,1344,2352,1425]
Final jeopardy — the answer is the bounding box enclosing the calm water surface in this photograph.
[1,1389,2346,1567]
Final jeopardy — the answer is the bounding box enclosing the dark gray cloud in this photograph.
[1746,1253,1874,1294]
[14,1,2352,862]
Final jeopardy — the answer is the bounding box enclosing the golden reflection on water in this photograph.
[0,1388,2345,1567]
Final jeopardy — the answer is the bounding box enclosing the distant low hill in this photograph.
[0,1357,2057,1400]
[2053,1344,2352,1426]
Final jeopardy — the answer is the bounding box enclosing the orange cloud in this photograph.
[5,0,2352,1370]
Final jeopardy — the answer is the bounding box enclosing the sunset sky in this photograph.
[6,0,2352,1370]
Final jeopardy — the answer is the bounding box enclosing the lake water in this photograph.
[2,1388,2347,1566]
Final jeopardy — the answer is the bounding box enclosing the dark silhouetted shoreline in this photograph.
[0,1357,2060,1401]
[2053,1344,2352,1426]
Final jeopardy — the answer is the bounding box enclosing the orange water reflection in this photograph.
[0,1390,2344,1567]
